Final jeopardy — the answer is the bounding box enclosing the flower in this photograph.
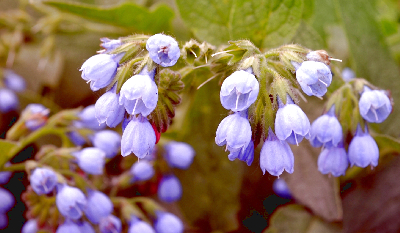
[348,126,379,168]
[121,115,156,158]
[342,67,355,82]
[119,68,158,117]
[0,88,18,112]
[80,54,119,91]
[317,144,348,176]
[0,163,12,185]
[163,141,196,169]
[275,96,310,145]
[75,105,106,130]
[95,85,125,128]
[84,190,113,224]
[146,34,180,67]
[73,147,106,175]
[157,175,182,203]
[309,106,342,148]
[3,69,26,92]
[91,130,121,159]
[260,129,294,177]
[359,86,392,123]
[295,61,332,97]
[67,131,87,146]
[215,111,252,153]
[30,167,57,195]
[227,140,254,166]
[272,179,292,199]
[154,212,183,233]
[0,213,7,229]
[55,185,87,219]
[128,217,155,233]
[56,220,81,233]
[99,215,122,233]
[100,38,123,52]
[130,161,155,182]
[0,187,14,213]
[22,219,38,233]
[220,70,259,112]
[77,221,95,233]
[23,104,50,131]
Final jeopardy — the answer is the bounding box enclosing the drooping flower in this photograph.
[55,185,87,219]
[0,187,14,213]
[84,190,113,224]
[359,86,392,123]
[317,144,348,176]
[215,110,252,153]
[30,167,57,195]
[220,70,259,112]
[77,221,95,233]
[272,179,292,199]
[348,126,379,168]
[295,61,332,97]
[121,114,156,158]
[21,219,38,233]
[0,88,18,112]
[119,68,158,117]
[146,34,180,67]
[3,69,26,92]
[128,216,155,233]
[275,96,310,145]
[154,212,183,233]
[23,104,50,131]
[91,130,121,159]
[227,140,254,166]
[80,54,119,91]
[73,147,106,175]
[99,215,122,233]
[163,141,196,169]
[157,175,182,203]
[75,105,106,130]
[260,129,294,177]
[95,85,125,128]
[56,220,81,233]
[130,161,155,182]
[309,106,342,148]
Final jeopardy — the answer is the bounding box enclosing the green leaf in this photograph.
[264,205,341,233]
[0,139,17,168]
[176,0,304,48]
[41,1,174,33]
[372,133,400,156]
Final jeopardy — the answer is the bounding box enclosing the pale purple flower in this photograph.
[0,187,14,213]
[80,54,118,91]
[23,104,49,131]
[295,61,332,97]
[146,34,180,67]
[22,219,38,233]
[154,212,183,233]
[227,140,254,166]
[95,85,125,128]
[84,190,113,224]
[164,141,195,169]
[130,161,155,182]
[91,130,121,159]
[128,217,155,233]
[0,88,18,112]
[359,86,392,123]
[55,185,87,219]
[73,147,106,175]
[99,215,121,233]
[157,175,182,203]
[3,69,26,92]
[348,126,379,168]
[273,179,292,199]
[318,144,348,176]
[309,106,342,148]
[30,167,57,195]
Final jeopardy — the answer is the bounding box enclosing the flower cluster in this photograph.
[0,69,26,112]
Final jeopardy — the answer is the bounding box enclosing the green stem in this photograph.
[2,162,26,172]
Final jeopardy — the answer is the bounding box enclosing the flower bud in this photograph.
[99,215,122,233]
[23,104,49,131]
[157,175,182,203]
[30,167,57,195]
[154,212,183,233]
[0,88,18,112]
[91,130,121,159]
[56,185,87,220]
[128,216,155,233]
[56,220,81,233]
[0,187,14,213]
[80,54,118,91]
[273,179,292,199]
[130,161,155,182]
[73,147,106,175]
[164,141,195,169]
[3,69,26,92]
[95,85,125,128]
[84,190,113,224]
[75,105,106,130]
[22,219,38,233]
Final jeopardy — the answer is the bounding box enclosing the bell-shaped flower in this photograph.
[296,61,332,97]
[146,34,180,67]
[95,85,125,128]
[130,161,155,182]
[91,130,121,159]
[30,167,57,195]
[215,111,251,153]
[84,190,113,224]
[99,215,122,233]
[348,126,379,168]
[128,216,155,233]
[220,70,259,112]
[157,175,182,203]
[119,68,158,117]
[359,86,392,123]
[121,115,156,158]
[23,104,50,131]
[4,69,26,92]
[260,129,294,177]
[0,187,14,213]
[317,144,348,176]
[73,147,106,175]
[273,179,292,199]
[56,220,81,233]
[309,106,342,148]
[163,141,196,169]
[0,88,18,112]
[154,212,183,233]
[80,54,118,91]
[55,184,87,220]
[275,96,310,145]
[228,140,254,166]
[75,105,106,130]
[22,219,38,233]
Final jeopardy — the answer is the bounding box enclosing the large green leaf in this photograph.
[41,1,174,33]
[176,0,304,48]
[0,139,17,168]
